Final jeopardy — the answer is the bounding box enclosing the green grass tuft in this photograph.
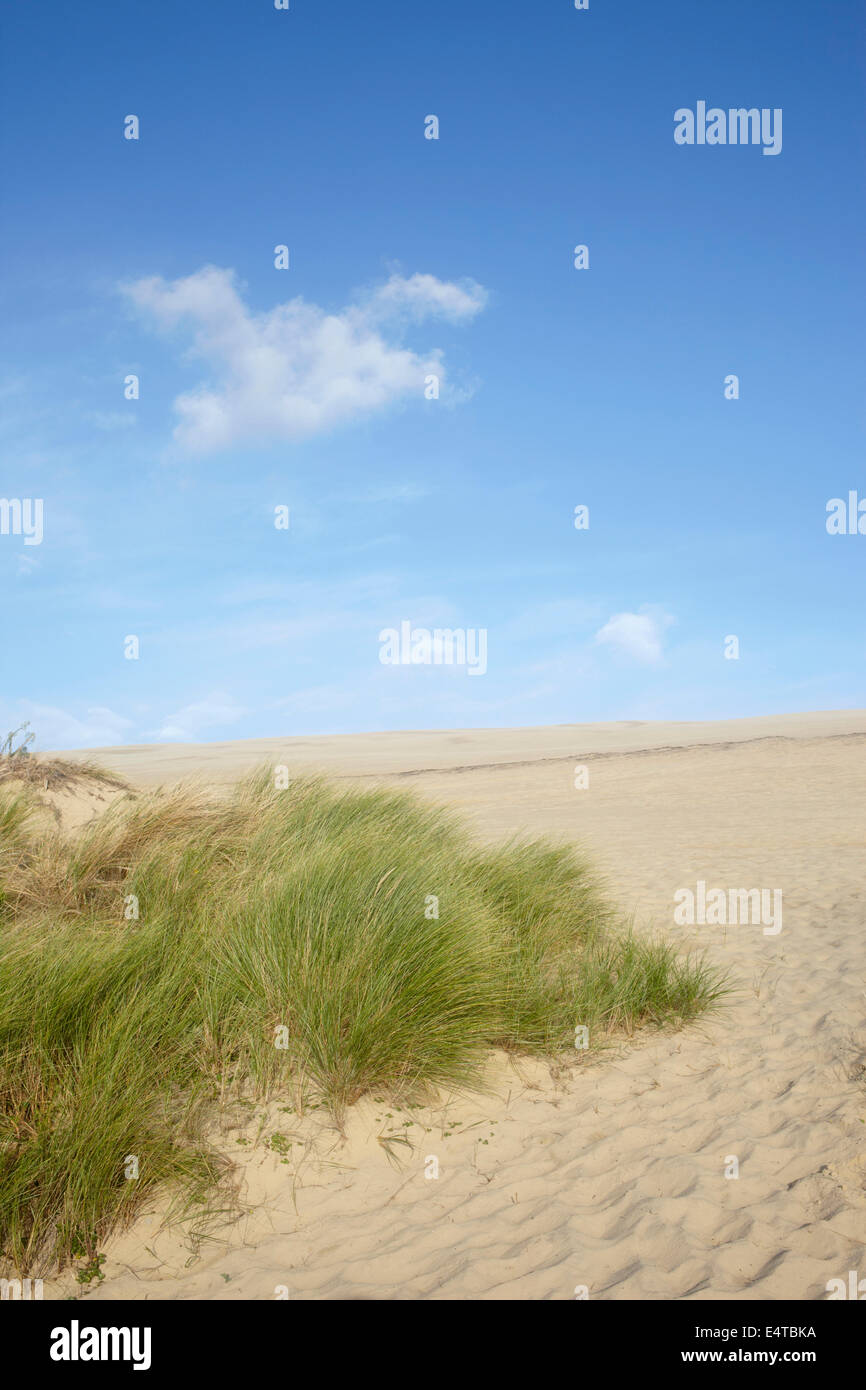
[0,770,729,1273]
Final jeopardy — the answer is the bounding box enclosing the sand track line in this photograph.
[351,730,866,781]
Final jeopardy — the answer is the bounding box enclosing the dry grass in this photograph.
[0,753,128,793]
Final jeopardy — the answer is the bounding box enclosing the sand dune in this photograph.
[45,712,866,1300]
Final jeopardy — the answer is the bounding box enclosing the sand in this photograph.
[42,710,866,1300]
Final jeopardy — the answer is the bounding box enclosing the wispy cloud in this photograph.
[150,692,247,741]
[360,271,487,324]
[5,702,135,751]
[595,609,675,664]
[122,266,486,454]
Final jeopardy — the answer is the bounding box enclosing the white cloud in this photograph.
[364,272,487,323]
[594,609,675,664]
[123,265,486,453]
[4,702,135,751]
[151,692,247,741]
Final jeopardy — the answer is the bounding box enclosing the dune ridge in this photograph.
[40,712,866,1300]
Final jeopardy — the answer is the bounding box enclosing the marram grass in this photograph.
[0,769,728,1273]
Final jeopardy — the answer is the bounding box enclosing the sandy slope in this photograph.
[45,711,866,1301]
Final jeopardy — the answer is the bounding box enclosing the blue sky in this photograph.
[1,0,863,749]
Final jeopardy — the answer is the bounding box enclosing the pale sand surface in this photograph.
[44,711,866,1300]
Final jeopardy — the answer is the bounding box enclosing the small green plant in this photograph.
[71,1238,106,1286]
[75,1256,106,1286]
